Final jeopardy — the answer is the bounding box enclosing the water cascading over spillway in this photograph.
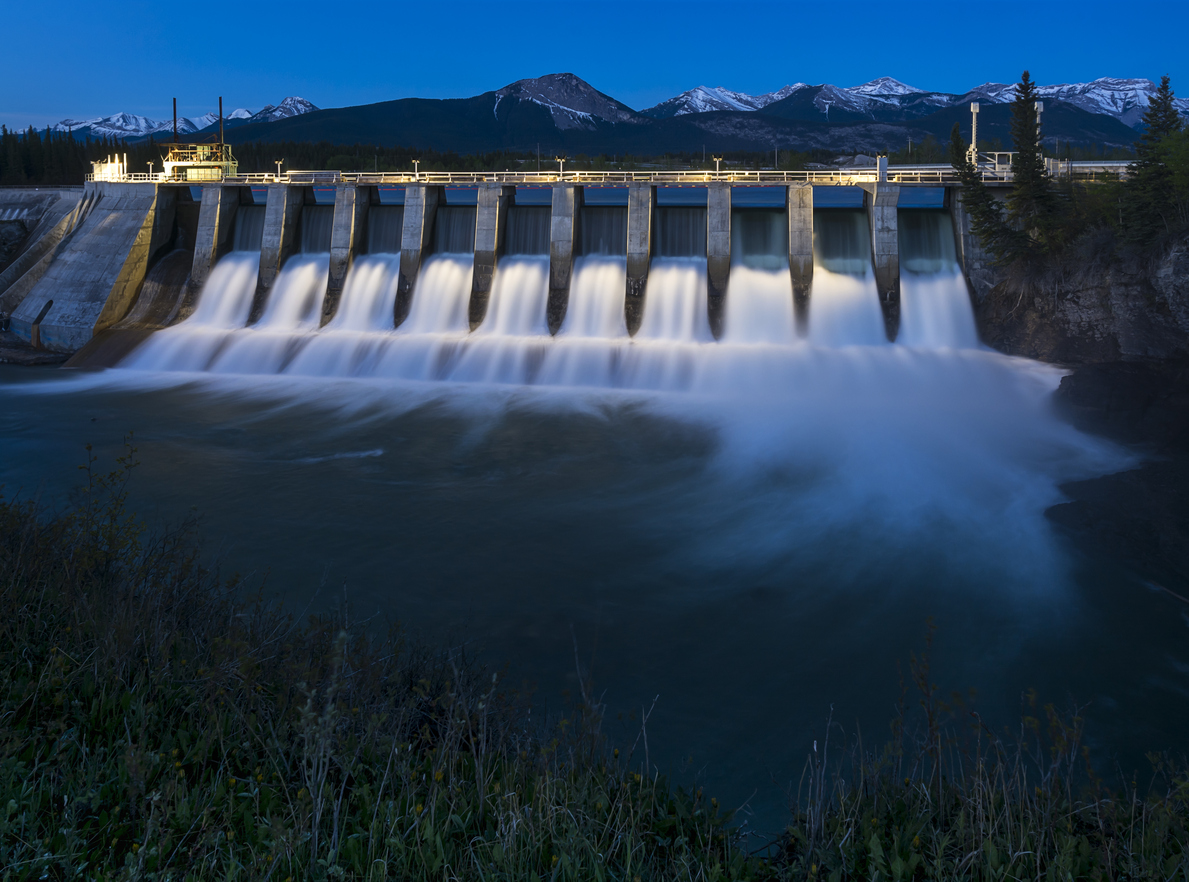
[122,251,261,372]
[808,209,887,347]
[897,210,979,349]
[233,206,266,253]
[284,254,401,377]
[367,206,404,254]
[301,206,334,253]
[209,254,330,374]
[725,209,795,345]
[115,193,985,392]
[450,256,550,383]
[368,255,474,380]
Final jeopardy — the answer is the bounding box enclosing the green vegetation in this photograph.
[3,447,1189,880]
[951,71,1189,266]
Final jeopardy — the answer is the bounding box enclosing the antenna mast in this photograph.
[173,98,178,143]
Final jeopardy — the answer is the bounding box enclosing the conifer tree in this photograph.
[949,122,1014,259]
[1124,75,1183,245]
[1006,71,1054,254]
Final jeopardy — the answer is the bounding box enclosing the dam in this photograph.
[0,158,991,382]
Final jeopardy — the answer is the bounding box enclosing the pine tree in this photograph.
[949,122,1014,259]
[1006,71,1054,254]
[1123,75,1183,246]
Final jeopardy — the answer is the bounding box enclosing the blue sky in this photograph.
[3,0,1186,129]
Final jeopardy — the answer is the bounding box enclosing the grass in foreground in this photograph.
[1,444,1188,880]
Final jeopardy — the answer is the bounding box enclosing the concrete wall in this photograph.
[189,185,239,293]
[865,183,900,341]
[788,183,813,334]
[469,183,512,329]
[706,183,730,339]
[625,184,653,336]
[547,184,581,334]
[10,182,174,351]
[323,184,369,326]
[0,193,85,319]
[251,184,303,323]
[395,185,439,327]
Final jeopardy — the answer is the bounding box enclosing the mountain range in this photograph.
[53,97,318,140]
[55,74,1186,156]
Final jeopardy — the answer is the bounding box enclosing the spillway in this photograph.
[897,210,979,349]
[113,188,988,390]
[808,209,887,347]
[725,208,795,344]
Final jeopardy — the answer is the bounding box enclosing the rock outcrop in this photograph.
[968,236,1189,364]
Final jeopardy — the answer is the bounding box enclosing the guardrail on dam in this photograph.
[0,170,1002,358]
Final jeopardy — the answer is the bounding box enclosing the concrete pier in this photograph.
[10,182,174,351]
[251,184,303,324]
[706,183,730,339]
[189,185,239,294]
[323,184,369,326]
[469,183,512,330]
[395,185,439,327]
[546,184,580,334]
[625,184,652,336]
[866,183,900,340]
[788,183,813,335]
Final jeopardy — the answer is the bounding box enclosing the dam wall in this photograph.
[0,177,992,354]
[8,182,176,351]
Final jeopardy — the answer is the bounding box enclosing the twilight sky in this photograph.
[3,0,1186,129]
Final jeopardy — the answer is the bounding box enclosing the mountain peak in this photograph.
[495,73,638,129]
[848,77,925,97]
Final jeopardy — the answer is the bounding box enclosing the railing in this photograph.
[87,161,1129,186]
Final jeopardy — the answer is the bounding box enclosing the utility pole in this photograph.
[968,102,979,164]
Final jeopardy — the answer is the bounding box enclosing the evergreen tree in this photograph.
[1006,71,1054,254]
[949,122,1015,259]
[1123,75,1183,245]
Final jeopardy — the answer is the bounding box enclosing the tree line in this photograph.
[952,71,1188,261]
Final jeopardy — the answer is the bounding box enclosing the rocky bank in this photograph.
[967,239,1189,594]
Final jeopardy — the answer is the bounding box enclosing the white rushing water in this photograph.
[636,258,712,342]
[899,269,980,349]
[560,256,628,338]
[285,254,400,377]
[724,264,796,344]
[119,213,988,389]
[896,212,980,349]
[209,254,329,374]
[122,251,260,372]
[807,269,887,347]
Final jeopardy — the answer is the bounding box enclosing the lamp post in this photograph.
[555,156,565,178]
[713,155,723,175]
[413,159,420,180]
[274,159,283,180]
[146,161,153,180]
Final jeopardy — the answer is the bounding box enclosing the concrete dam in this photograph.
[0,169,986,385]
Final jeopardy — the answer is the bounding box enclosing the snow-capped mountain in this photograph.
[52,98,317,140]
[967,78,1189,127]
[642,84,809,118]
[493,74,638,130]
[644,76,1186,129]
[846,77,925,99]
[247,97,318,124]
